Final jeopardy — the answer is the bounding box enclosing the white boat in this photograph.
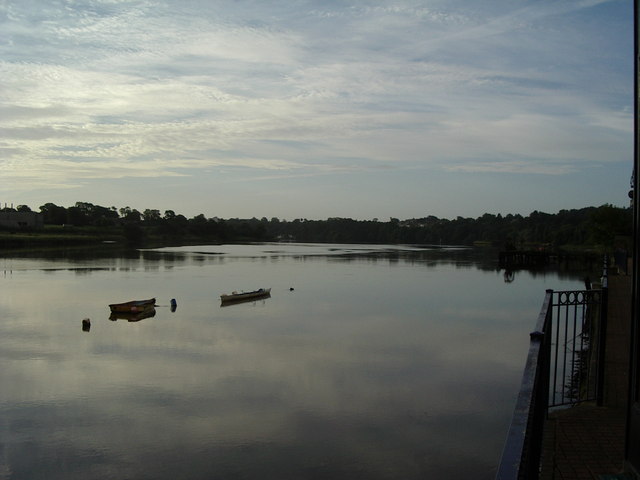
[220,288,271,304]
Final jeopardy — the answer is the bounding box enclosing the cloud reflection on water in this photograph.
[0,244,589,479]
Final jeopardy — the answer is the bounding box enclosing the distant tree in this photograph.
[120,207,141,223]
[143,209,162,224]
[21,200,636,249]
[86,203,119,226]
[587,204,632,248]
[39,203,68,224]
[157,210,188,236]
[16,205,32,212]
[67,205,90,226]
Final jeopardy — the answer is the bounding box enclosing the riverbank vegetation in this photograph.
[0,202,632,253]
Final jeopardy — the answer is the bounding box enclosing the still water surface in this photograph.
[0,243,592,479]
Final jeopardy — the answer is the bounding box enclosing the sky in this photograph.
[0,0,634,221]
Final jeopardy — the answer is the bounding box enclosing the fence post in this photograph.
[596,256,609,406]
[542,290,553,414]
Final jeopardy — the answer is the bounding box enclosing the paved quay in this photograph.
[540,274,632,479]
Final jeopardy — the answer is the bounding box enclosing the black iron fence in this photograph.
[496,268,608,479]
[548,287,607,408]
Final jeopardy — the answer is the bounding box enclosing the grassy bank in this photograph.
[0,226,226,251]
[0,226,123,249]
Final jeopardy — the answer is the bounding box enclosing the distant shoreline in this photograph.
[0,203,631,255]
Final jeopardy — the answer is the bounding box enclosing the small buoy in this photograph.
[82,318,91,332]
[289,287,294,291]
[170,298,177,312]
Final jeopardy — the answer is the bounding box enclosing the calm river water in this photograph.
[0,243,595,479]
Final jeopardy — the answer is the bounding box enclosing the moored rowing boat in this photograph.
[220,288,271,304]
[109,298,156,313]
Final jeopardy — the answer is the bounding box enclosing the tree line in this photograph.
[2,201,632,251]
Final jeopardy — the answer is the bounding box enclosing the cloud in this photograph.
[444,160,578,175]
[0,0,632,217]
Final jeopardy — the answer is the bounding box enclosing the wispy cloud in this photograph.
[0,0,632,218]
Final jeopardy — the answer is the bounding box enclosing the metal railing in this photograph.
[548,287,607,408]
[496,290,553,479]
[496,265,608,479]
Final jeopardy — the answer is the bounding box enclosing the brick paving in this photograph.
[540,274,633,479]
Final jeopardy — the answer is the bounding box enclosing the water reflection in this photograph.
[220,294,272,308]
[504,270,515,283]
[109,308,157,322]
[0,243,595,479]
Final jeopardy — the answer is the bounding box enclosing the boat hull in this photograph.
[220,288,271,304]
[109,298,156,313]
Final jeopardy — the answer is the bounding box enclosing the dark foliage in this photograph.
[17,202,632,250]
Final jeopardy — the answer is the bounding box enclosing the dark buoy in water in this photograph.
[82,318,91,332]
[289,287,294,291]
[170,298,177,312]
